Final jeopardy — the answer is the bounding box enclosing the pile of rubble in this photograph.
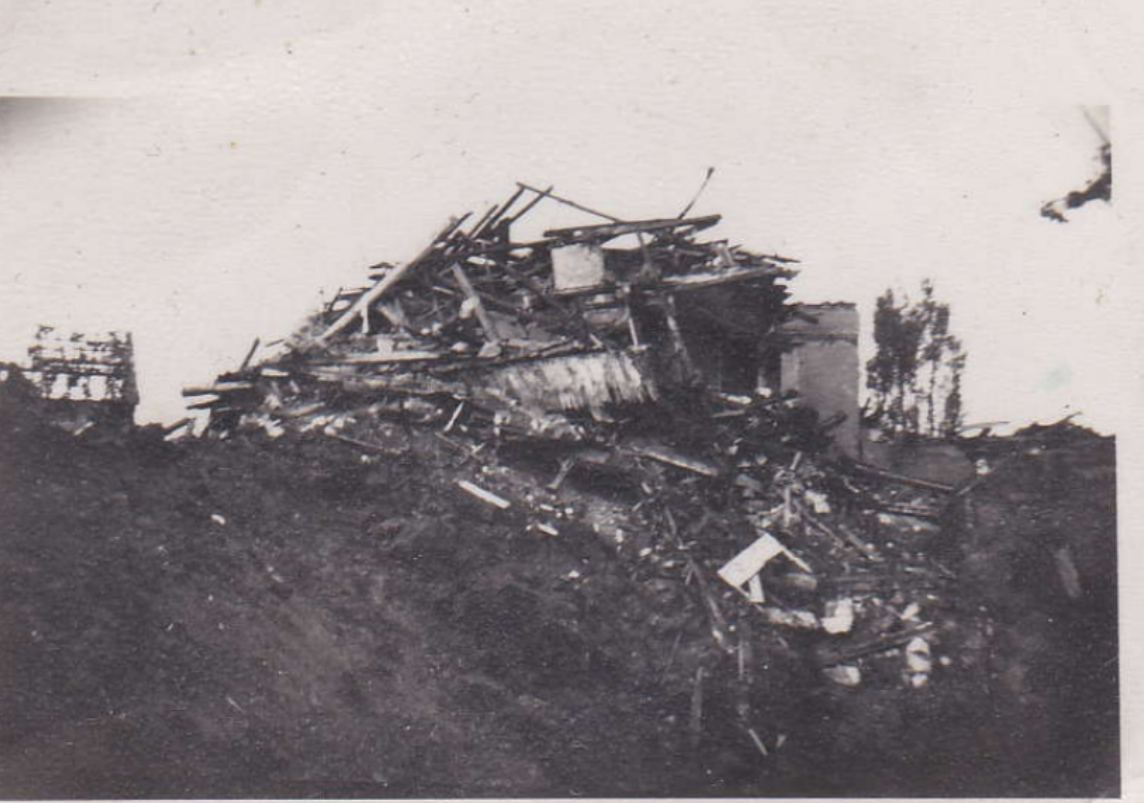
[175,185,1052,776]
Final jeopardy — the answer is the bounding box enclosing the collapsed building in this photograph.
[177,184,1117,794]
[0,326,137,432]
[186,185,855,454]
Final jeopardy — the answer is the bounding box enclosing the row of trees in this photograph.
[864,280,965,439]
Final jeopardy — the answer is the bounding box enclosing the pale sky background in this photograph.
[0,1,1140,436]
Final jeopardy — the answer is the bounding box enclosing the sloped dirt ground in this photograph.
[0,417,1119,798]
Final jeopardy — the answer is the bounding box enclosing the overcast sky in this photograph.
[0,1,1139,433]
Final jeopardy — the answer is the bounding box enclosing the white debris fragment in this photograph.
[824,665,862,686]
[717,531,810,590]
[904,636,933,688]
[760,607,818,629]
[747,573,765,603]
[210,514,227,526]
[805,489,831,514]
[822,598,855,634]
[905,636,932,673]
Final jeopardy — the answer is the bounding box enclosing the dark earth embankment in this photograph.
[0,414,1118,798]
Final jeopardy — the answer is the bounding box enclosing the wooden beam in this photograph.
[544,214,722,242]
[182,382,255,397]
[504,184,555,225]
[515,182,621,222]
[456,480,511,509]
[474,185,527,238]
[309,351,445,365]
[850,461,956,493]
[466,204,499,238]
[451,263,501,345]
[238,338,260,371]
[318,216,461,344]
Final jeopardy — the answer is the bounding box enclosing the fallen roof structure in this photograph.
[186,183,801,443]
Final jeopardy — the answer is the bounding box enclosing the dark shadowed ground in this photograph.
[0,414,1118,798]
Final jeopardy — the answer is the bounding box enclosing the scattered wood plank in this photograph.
[747,727,770,757]
[850,462,955,493]
[182,382,255,397]
[456,480,511,509]
[717,533,789,589]
[628,444,722,477]
[871,502,942,521]
[312,351,446,365]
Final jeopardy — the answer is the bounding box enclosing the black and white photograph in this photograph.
[0,2,1134,798]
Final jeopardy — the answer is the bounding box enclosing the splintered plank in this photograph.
[628,444,722,477]
[182,382,255,397]
[450,263,502,344]
[318,216,464,344]
[456,480,512,510]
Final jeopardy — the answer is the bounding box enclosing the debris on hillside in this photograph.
[178,185,975,760]
[0,183,1117,795]
[162,186,1117,794]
